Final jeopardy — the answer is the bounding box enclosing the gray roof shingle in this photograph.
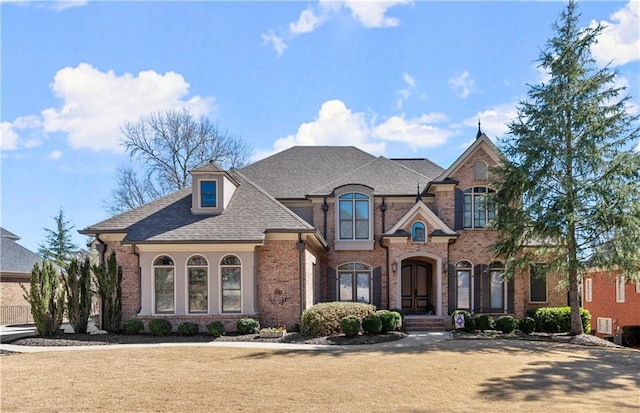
[390,158,444,180]
[0,228,44,274]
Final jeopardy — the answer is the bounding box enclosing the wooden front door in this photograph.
[401,261,432,314]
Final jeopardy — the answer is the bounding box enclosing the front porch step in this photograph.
[403,316,447,332]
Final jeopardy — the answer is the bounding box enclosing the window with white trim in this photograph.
[154,255,175,314]
[616,275,625,303]
[411,222,426,243]
[456,261,472,310]
[584,278,592,302]
[597,317,612,335]
[463,187,496,228]
[530,264,547,303]
[636,280,640,293]
[489,261,505,310]
[338,192,370,240]
[221,255,241,313]
[338,263,372,303]
[187,255,208,313]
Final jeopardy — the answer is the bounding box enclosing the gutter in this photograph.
[297,234,305,316]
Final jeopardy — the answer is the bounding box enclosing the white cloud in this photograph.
[48,150,63,160]
[590,1,639,67]
[263,1,411,55]
[448,71,475,99]
[1,122,19,150]
[36,63,213,152]
[395,72,416,110]
[254,99,455,161]
[1,0,87,10]
[464,103,518,141]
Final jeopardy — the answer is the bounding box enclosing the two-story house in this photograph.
[80,131,567,331]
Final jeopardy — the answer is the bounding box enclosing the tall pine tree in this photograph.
[492,1,640,335]
[38,208,79,268]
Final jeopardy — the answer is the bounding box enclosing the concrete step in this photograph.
[403,317,447,332]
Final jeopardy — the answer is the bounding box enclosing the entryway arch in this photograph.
[395,252,443,316]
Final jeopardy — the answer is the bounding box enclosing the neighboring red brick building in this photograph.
[583,268,640,339]
[81,131,568,331]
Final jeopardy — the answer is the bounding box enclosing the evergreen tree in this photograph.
[38,209,79,268]
[492,1,640,335]
[21,261,65,336]
[93,251,122,333]
[63,257,93,334]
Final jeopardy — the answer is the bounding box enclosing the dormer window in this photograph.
[200,181,217,208]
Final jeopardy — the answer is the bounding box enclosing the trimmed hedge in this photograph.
[237,318,260,334]
[148,319,172,336]
[301,302,376,337]
[526,307,591,334]
[622,325,640,347]
[341,316,361,338]
[495,316,517,334]
[177,322,199,336]
[474,314,495,331]
[518,317,536,334]
[362,313,382,334]
[122,319,144,334]
[389,309,404,329]
[376,310,398,333]
[207,321,226,337]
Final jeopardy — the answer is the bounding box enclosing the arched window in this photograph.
[473,160,488,181]
[489,261,505,310]
[455,261,472,310]
[338,263,372,303]
[187,255,208,313]
[463,187,496,228]
[338,192,370,240]
[411,222,426,243]
[154,255,175,314]
[220,255,241,313]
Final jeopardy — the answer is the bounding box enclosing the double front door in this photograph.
[401,260,432,314]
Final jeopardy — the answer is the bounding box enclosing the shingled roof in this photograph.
[0,228,44,275]
[81,170,320,244]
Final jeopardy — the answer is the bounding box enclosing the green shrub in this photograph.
[451,309,471,329]
[389,308,405,321]
[526,307,591,334]
[177,322,199,336]
[237,318,260,334]
[301,302,376,337]
[518,317,536,334]
[207,321,226,337]
[148,319,172,336]
[22,261,65,337]
[389,310,403,330]
[362,313,382,334]
[474,314,495,331]
[463,315,476,332]
[341,316,361,338]
[495,316,517,334]
[621,325,640,347]
[376,310,398,333]
[122,319,144,334]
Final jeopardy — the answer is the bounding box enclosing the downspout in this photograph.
[297,234,306,317]
[95,235,107,265]
[131,244,141,314]
[379,197,390,309]
[321,197,329,241]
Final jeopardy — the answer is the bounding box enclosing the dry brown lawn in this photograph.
[1,339,639,412]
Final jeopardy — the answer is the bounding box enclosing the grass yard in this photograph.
[1,339,639,412]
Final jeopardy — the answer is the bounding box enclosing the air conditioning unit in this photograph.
[614,333,623,345]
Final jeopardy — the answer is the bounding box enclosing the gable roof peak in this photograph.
[190,160,225,173]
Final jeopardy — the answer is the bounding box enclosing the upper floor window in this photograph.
[411,222,426,243]
[187,255,208,314]
[584,278,592,302]
[473,160,488,181]
[464,187,496,228]
[616,276,625,303]
[221,255,241,313]
[154,255,175,314]
[338,263,372,303]
[338,192,370,240]
[200,181,217,208]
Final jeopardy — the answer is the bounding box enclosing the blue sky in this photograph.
[1,0,639,253]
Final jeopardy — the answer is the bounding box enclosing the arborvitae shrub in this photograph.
[340,316,361,338]
[148,319,172,336]
[495,316,517,334]
[376,310,397,333]
[474,314,496,331]
[362,313,382,334]
[463,315,476,332]
[518,317,536,334]
[237,318,260,334]
[22,261,65,337]
[122,319,144,334]
[207,321,226,337]
[178,322,199,336]
[301,302,376,337]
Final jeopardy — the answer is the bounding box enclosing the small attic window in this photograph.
[473,160,488,181]
[200,181,217,208]
[411,222,426,243]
